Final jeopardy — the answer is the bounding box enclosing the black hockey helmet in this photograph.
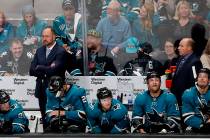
[48,76,64,93]
[0,90,10,104]
[146,71,161,81]
[97,87,112,100]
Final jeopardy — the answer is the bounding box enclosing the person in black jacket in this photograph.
[0,38,32,76]
[121,42,164,76]
[171,38,202,106]
[29,26,68,130]
[72,29,117,76]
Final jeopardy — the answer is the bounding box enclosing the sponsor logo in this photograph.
[0,89,15,95]
[13,78,28,85]
[66,78,80,84]
[91,77,105,85]
[117,78,131,82]
[27,89,35,96]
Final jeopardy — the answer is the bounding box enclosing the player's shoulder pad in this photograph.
[182,87,195,99]
[111,99,127,112]
[88,102,101,117]
[72,85,86,95]
[135,90,147,101]
[54,15,64,22]
[10,99,23,112]
[162,89,175,96]
[46,88,54,97]
[111,100,127,120]
[161,89,177,100]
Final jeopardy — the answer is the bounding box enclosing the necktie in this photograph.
[176,57,185,74]
[46,48,51,58]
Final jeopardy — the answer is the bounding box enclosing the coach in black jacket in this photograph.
[29,26,68,129]
[171,38,202,106]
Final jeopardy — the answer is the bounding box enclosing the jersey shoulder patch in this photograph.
[18,112,25,118]
[112,103,121,111]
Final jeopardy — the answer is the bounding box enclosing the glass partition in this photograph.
[0,0,209,76]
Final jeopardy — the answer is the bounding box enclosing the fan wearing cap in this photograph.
[53,0,82,50]
[16,5,47,50]
[45,76,88,133]
[72,29,117,76]
[0,90,29,134]
[182,68,210,133]
[132,71,181,133]
[87,87,130,134]
[52,0,82,64]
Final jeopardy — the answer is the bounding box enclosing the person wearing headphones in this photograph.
[0,90,29,134]
[45,76,88,133]
[87,87,130,134]
[182,68,210,133]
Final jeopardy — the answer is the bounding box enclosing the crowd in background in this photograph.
[0,0,210,76]
[0,0,210,135]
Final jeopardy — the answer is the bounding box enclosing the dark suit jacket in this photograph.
[171,53,202,106]
[30,43,67,98]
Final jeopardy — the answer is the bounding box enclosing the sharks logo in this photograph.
[112,103,121,111]
[124,63,133,75]
[95,62,106,73]
[146,108,167,124]
[143,108,168,133]
[59,24,66,32]
[88,53,107,76]
[63,104,74,111]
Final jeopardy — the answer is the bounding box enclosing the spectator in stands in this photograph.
[85,29,117,76]
[0,38,32,76]
[0,11,15,54]
[86,0,103,28]
[87,87,130,134]
[131,2,161,50]
[201,38,210,70]
[96,0,131,50]
[182,68,210,133]
[191,23,208,57]
[163,37,179,71]
[53,0,82,59]
[53,0,82,40]
[172,0,195,40]
[101,0,140,23]
[144,0,176,18]
[187,0,210,24]
[74,29,117,76]
[171,38,202,106]
[0,90,29,134]
[96,0,131,72]
[29,26,68,130]
[154,0,176,49]
[109,36,139,73]
[45,76,87,133]
[132,71,181,133]
[16,5,47,52]
[121,41,164,76]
